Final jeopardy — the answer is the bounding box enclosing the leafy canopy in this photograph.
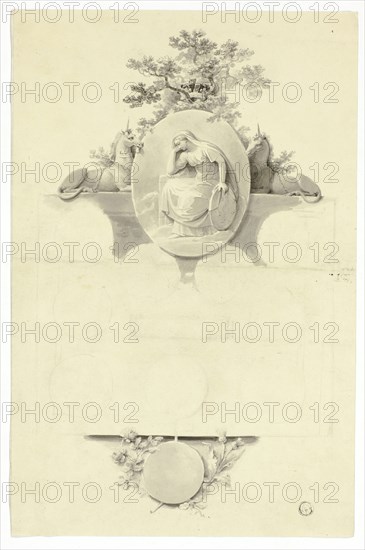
[124,29,270,146]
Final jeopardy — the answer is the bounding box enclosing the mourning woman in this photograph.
[160,131,237,238]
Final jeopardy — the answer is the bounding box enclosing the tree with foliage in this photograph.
[123,29,271,147]
[89,30,295,186]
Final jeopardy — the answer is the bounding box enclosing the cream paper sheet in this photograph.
[8,6,357,537]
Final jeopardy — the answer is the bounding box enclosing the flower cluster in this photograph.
[112,431,164,491]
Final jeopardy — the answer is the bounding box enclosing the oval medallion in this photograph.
[132,110,250,258]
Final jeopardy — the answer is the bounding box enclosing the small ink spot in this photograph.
[299,501,313,516]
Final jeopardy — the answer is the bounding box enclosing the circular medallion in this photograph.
[143,441,204,504]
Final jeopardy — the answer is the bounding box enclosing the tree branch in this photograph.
[163,76,193,102]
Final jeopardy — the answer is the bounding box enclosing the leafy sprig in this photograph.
[178,435,246,515]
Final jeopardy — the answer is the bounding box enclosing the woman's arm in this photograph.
[214,152,228,193]
[167,148,187,176]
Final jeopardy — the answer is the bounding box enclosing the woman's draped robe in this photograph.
[160,148,222,237]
